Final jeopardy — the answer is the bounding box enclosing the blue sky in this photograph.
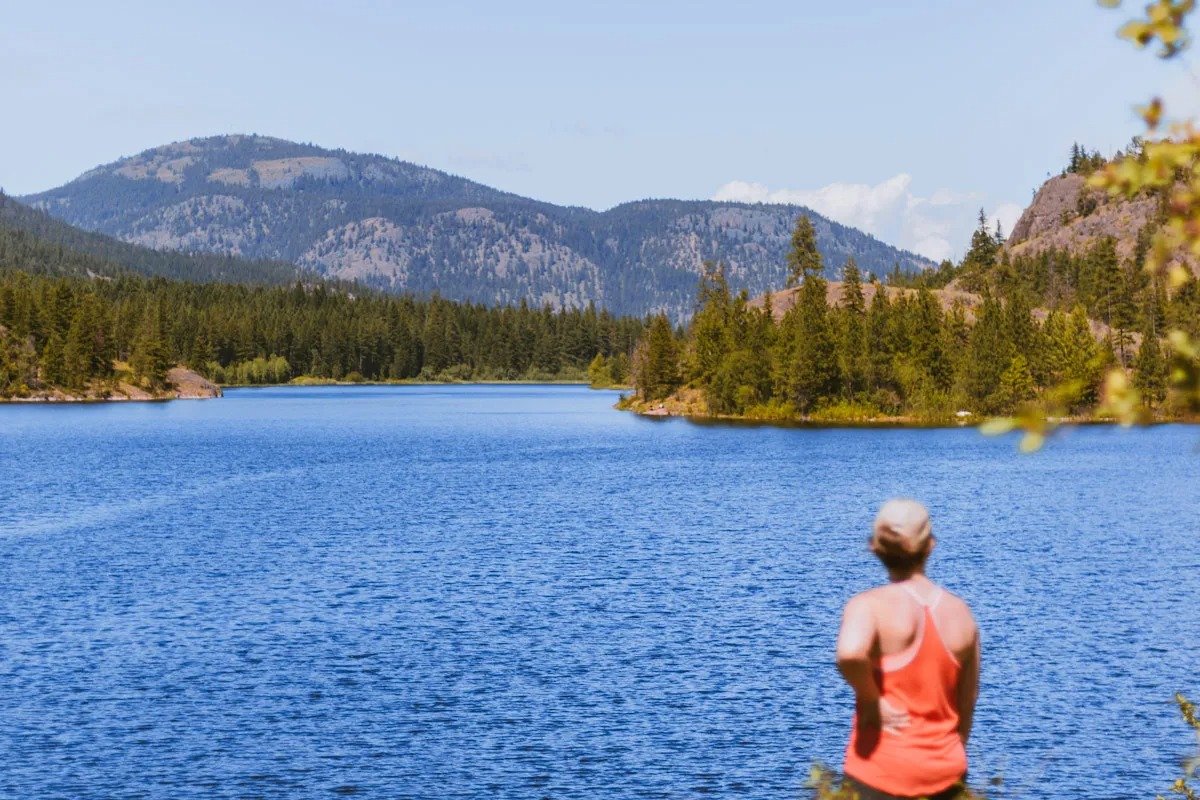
[3,0,1196,261]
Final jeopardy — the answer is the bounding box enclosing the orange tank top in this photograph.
[843,585,967,798]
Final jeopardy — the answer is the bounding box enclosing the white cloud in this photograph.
[712,175,911,236]
[712,174,1020,264]
[990,203,1024,241]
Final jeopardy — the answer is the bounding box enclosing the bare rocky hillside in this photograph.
[1006,173,1159,262]
[751,282,984,320]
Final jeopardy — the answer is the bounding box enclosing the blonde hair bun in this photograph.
[871,498,932,559]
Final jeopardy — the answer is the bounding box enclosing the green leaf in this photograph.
[979,417,1016,436]
[1019,432,1046,453]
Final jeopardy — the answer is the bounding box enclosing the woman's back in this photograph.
[835,500,980,800]
[842,580,975,797]
[870,580,977,663]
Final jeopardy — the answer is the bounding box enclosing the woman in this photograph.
[835,499,980,800]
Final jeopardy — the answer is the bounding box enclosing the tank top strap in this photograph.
[898,582,943,608]
[928,587,945,609]
[898,582,925,605]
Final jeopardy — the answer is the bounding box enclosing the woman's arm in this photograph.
[836,594,880,706]
[837,593,911,733]
[956,630,981,744]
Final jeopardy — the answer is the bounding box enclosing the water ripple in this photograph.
[0,386,1195,799]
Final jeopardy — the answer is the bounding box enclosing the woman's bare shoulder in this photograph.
[938,587,974,612]
[935,588,979,635]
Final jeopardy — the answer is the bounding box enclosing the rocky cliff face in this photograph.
[22,135,934,319]
[1007,173,1158,262]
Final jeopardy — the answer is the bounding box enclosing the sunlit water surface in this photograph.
[0,386,1196,799]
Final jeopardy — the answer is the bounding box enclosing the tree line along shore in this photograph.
[622,212,1200,424]
[2,211,1196,420]
[0,271,645,400]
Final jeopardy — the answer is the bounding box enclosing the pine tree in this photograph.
[866,282,894,394]
[965,293,1012,411]
[1004,290,1042,381]
[422,300,462,374]
[1048,305,1105,409]
[1042,310,1073,386]
[187,329,215,372]
[1087,238,1137,364]
[688,262,733,385]
[40,331,66,388]
[1167,271,1200,340]
[785,215,823,288]
[958,210,1000,293]
[787,274,840,412]
[837,257,869,398]
[0,327,36,396]
[587,353,613,388]
[634,313,680,401]
[131,303,170,388]
[910,288,949,390]
[996,353,1036,412]
[943,300,971,392]
[710,348,772,414]
[62,303,94,392]
[1133,322,1167,406]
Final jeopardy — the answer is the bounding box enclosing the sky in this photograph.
[3,0,1198,262]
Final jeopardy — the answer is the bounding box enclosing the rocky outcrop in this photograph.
[1,366,222,403]
[1007,173,1159,262]
[166,367,223,399]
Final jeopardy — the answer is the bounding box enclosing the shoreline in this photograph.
[0,367,223,405]
[616,395,1199,429]
[227,378,600,388]
[0,378,625,404]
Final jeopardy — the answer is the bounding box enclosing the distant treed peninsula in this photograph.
[623,147,1200,423]
[19,135,933,321]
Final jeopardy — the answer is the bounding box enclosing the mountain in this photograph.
[0,192,309,285]
[21,135,934,318]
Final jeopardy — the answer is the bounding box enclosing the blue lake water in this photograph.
[0,385,1197,799]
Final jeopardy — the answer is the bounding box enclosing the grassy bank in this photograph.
[616,388,1198,428]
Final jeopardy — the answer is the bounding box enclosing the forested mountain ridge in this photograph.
[21,135,934,319]
[0,192,310,285]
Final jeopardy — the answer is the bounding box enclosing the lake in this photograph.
[0,385,1196,799]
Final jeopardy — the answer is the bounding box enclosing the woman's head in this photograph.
[870,498,933,573]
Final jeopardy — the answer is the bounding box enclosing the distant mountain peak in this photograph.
[24,135,934,318]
